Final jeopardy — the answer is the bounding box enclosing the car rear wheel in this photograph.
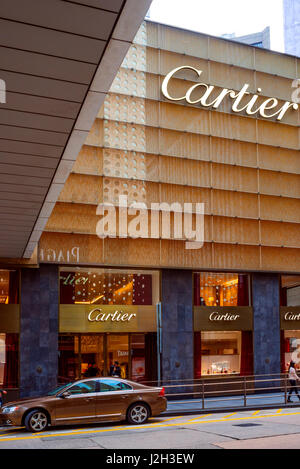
[127,403,149,425]
[24,409,49,432]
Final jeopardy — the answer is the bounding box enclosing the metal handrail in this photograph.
[144,373,300,410]
[140,372,290,385]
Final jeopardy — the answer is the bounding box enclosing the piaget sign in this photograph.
[161,66,299,121]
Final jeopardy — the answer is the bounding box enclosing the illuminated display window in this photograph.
[194,272,249,307]
[200,331,241,375]
[194,330,253,377]
[60,268,159,306]
[281,276,300,373]
[282,331,300,372]
[281,275,300,307]
[0,270,19,304]
[58,333,156,383]
[0,333,19,388]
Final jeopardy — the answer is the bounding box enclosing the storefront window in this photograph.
[58,335,79,383]
[194,272,249,306]
[281,276,300,307]
[282,331,300,371]
[199,331,241,375]
[194,271,253,378]
[81,335,104,379]
[194,330,253,377]
[281,276,300,372]
[0,270,19,304]
[107,334,129,379]
[60,268,159,306]
[0,333,19,388]
[131,334,146,382]
[58,333,157,384]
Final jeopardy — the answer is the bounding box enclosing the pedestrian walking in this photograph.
[287,360,300,402]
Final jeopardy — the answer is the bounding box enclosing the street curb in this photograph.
[1,403,299,431]
[162,402,300,417]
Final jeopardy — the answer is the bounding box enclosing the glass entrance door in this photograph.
[58,333,157,383]
[107,334,129,379]
[81,335,104,378]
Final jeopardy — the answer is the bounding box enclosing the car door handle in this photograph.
[121,395,129,399]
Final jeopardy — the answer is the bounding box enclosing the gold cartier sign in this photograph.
[161,66,299,121]
[59,304,156,333]
[88,308,137,323]
[281,307,300,330]
[208,312,240,322]
[194,306,253,331]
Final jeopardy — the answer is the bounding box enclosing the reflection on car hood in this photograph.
[1,395,53,409]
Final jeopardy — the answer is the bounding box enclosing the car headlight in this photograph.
[2,406,19,414]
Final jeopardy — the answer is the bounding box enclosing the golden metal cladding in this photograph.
[0,304,19,332]
[194,306,253,331]
[59,304,157,333]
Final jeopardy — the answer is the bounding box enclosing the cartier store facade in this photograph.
[0,20,299,398]
[58,268,159,384]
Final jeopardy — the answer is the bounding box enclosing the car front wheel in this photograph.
[24,409,49,432]
[127,403,149,425]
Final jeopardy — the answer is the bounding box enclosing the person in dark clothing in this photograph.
[287,360,300,402]
[89,363,100,377]
[84,363,99,378]
[83,364,92,378]
[0,389,7,407]
[109,361,121,378]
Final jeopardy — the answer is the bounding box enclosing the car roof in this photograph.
[70,377,148,388]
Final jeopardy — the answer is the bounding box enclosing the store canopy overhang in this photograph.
[0,0,152,261]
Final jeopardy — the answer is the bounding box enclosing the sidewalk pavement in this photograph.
[163,392,300,415]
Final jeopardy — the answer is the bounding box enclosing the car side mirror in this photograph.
[59,391,71,399]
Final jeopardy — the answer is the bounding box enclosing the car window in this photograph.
[67,381,97,395]
[100,379,132,392]
[47,383,73,396]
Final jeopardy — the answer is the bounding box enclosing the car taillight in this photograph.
[159,387,165,397]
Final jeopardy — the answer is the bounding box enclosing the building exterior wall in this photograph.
[224,27,271,49]
[1,21,300,397]
[39,21,300,274]
[252,273,281,377]
[284,0,300,57]
[20,264,59,398]
[161,270,193,383]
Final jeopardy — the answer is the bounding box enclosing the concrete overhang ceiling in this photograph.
[0,0,152,260]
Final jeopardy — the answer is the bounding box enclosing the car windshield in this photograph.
[46,383,73,396]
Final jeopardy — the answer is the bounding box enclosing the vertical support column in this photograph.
[252,273,281,378]
[20,264,59,398]
[161,269,194,387]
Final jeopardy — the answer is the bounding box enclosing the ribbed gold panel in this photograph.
[0,305,19,333]
[40,21,300,273]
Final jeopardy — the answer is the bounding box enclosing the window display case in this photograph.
[199,331,241,375]
[194,272,249,307]
[194,271,253,378]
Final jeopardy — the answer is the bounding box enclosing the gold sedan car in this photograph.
[0,378,167,432]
